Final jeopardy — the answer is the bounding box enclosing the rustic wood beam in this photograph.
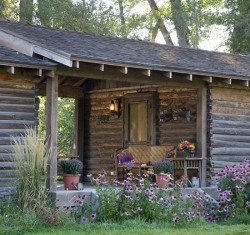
[221,78,231,85]
[196,86,207,187]
[173,72,192,81]
[202,76,212,83]
[73,78,86,87]
[73,60,80,68]
[6,66,15,74]
[39,83,84,98]
[56,63,205,88]
[96,64,104,71]
[35,69,42,77]
[141,69,151,77]
[238,80,249,87]
[162,71,172,79]
[46,75,58,192]
[119,66,128,74]
[44,70,55,78]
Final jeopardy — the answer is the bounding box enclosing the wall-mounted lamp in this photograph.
[109,99,121,118]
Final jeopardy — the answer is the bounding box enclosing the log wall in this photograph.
[83,85,197,179]
[208,86,250,184]
[0,80,38,188]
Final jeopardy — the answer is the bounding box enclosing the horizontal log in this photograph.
[0,96,34,105]
[0,153,16,161]
[0,161,16,169]
[157,138,196,145]
[211,161,242,168]
[84,145,122,153]
[157,131,196,138]
[211,99,250,110]
[0,87,35,97]
[211,155,250,162]
[211,128,250,136]
[211,120,250,129]
[0,178,16,187]
[0,112,35,120]
[210,113,250,122]
[210,87,250,102]
[0,81,35,90]
[0,137,25,145]
[0,120,35,129]
[0,170,18,178]
[211,134,250,143]
[0,129,26,137]
[0,104,35,113]
[159,91,197,99]
[87,158,114,164]
[212,140,250,148]
[159,122,196,129]
[84,139,122,146]
[211,147,250,156]
[84,149,115,159]
[211,106,250,116]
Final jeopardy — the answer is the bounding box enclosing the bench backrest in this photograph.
[127,145,176,163]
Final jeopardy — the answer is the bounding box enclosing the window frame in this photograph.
[123,92,156,147]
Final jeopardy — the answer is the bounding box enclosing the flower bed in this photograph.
[67,160,250,224]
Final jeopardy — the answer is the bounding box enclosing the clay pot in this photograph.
[155,174,170,188]
[63,174,81,190]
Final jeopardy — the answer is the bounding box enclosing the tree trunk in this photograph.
[0,0,6,18]
[118,0,125,25]
[20,0,33,23]
[170,0,190,47]
[147,0,173,45]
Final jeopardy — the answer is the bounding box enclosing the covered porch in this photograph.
[41,61,209,193]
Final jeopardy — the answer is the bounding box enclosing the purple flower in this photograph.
[125,211,130,216]
[173,216,180,223]
[137,207,143,211]
[81,217,88,223]
[223,206,229,212]
[87,173,93,178]
[246,201,250,207]
[206,216,212,222]
[90,213,96,220]
[214,215,219,222]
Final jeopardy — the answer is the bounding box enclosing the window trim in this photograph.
[123,92,156,147]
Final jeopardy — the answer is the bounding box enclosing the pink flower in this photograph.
[90,213,96,220]
[81,217,88,223]
[246,201,250,207]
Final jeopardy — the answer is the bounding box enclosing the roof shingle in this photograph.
[0,20,249,78]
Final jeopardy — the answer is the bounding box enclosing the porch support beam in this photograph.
[196,86,207,187]
[73,98,84,179]
[46,75,58,192]
[119,66,128,74]
[162,71,172,79]
[141,69,151,77]
[56,64,205,88]
[202,76,212,83]
[6,66,15,74]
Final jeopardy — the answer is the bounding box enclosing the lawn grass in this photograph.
[1,219,250,235]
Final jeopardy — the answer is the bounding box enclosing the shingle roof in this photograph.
[0,20,249,78]
[0,45,55,68]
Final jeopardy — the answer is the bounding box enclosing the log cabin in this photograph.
[0,19,249,191]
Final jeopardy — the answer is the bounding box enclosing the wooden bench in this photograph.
[114,145,176,180]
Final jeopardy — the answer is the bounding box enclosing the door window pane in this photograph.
[129,102,147,143]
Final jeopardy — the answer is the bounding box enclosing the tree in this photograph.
[20,0,33,23]
[224,0,250,52]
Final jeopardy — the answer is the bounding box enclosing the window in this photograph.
[123,93,156,146]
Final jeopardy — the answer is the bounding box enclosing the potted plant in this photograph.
[153,159,174,188]
[60,159,83,190]
[178,140,195,158]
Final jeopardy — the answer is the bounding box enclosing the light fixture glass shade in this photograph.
[109,101,115,111]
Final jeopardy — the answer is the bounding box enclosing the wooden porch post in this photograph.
[196,87,207,187]
[73,98,84,174]
[46,75,58,191]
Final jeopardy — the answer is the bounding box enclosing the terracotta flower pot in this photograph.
[63,174,81,190]
[155,174,170,188]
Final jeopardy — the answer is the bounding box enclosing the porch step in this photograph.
[50,186,97,208]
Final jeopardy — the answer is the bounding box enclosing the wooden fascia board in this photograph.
[0,29,71,67]
[34,46,72,67]
[71,56,250,82]
[0,61,56,71]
